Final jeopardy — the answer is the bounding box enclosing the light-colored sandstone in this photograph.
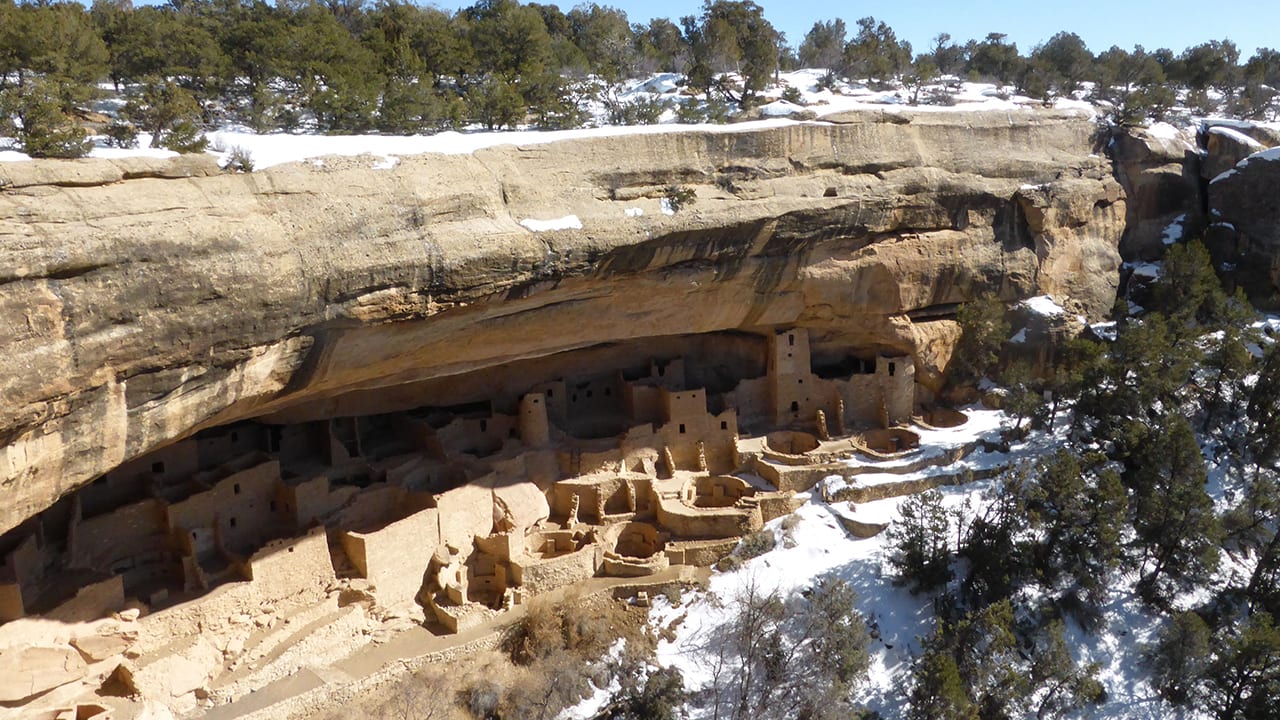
[0,110,1125,538]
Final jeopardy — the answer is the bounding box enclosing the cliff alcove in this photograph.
[0,108,1130,716]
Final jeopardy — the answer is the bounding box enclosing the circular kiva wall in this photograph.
[681,475,753,509]
[765,430,820,455]
[609,521,664,559]
[862,428,921,454]
[922,407,968,428]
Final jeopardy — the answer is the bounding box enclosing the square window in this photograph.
[152,461,165,474]
[679,424,686,434]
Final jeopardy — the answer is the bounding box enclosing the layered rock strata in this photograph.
[1,109,1125,537]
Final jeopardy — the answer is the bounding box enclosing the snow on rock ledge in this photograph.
[520,215,583,232]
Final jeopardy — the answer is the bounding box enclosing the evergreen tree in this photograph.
[1025,451,1126,609]
[1198,294,1255,436]
[1246,343,1280,474]
[902,55,939,105]
[966,33,1020,85]
[885,489,953,594]
[219,1,292,130]
[466,74,525,129]
[1094,45,1174,124]
[959,475,1028,608]
[0,77,92,158]
[632,17,686,74]
[1147,610,1212,704]
[567,4,635,83]
[950,295,1009,388]
[1203,612,1280,720]
[123,77,207,152]
[1028,31,1093,96]
[1128,413,1222,607]
[999,360,1044,432]
[684,0,778,108]
[797,19,845,71]
[606,666,686,720]
[842,16,910,85]
[1028,620,1106,718]
[927,33,966,77]
[951,600,1028,717]
[277,4,382,132]
[1174,39,1241,100]
[906,637,972,720]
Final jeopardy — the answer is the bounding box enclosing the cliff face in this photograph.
[0,109,1124,536]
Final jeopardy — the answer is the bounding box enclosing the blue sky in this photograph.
[431,0,1278,56]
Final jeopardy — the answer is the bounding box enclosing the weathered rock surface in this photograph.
[1208,147,1280,290]
[0,109,1125,535]
[1110,124,1203,260]
[1201,125,1269,181]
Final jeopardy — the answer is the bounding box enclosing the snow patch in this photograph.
[371,155,399,170]
[520,215,582,232]
[1161,214,1187,245]
[624,207,644,217]
[1090,321,1118,342]
[1207,125,1265,149]
[1021,295,1066,317]
[1130,262,1161,279]
[758,100,806,117]
[1144,121,1182,140]
[1009,328,1028,344]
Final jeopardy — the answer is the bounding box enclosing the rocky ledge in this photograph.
[0,108,1124,536]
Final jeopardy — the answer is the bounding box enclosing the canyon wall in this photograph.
[0,109,1125,536]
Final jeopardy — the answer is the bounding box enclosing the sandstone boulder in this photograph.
[1202,125,1269,181]
[0,646,88,702]
[1202,119,1280,148]
[1208,147,1280,292]
[1109,125,1203,260]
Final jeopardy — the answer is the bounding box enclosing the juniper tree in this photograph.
[1128,413,1222,607]
[1147,610,1212,705]
[959,475,1029,608]
[1246,343,1280,475]
[797,19,845,71]
[1202,612,1280,720]
[0,77,92,158]
[842,16,911,85]
[124,78,207,152]
[1028,619,1106,718]
[885,489,953,594]
[1028,31,1093,95]
[906,636,972,720]
[1024,451,1127,611]
[950,295,1009,389]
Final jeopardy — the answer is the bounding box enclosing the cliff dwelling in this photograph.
[0,328,917,638]
[0,318,949,711]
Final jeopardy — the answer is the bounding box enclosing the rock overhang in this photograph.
[0,108,1125,536]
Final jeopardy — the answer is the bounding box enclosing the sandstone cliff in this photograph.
[0,109,1124,536]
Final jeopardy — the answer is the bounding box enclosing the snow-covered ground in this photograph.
[0,69,1099,170]
[609,407,1206,720]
